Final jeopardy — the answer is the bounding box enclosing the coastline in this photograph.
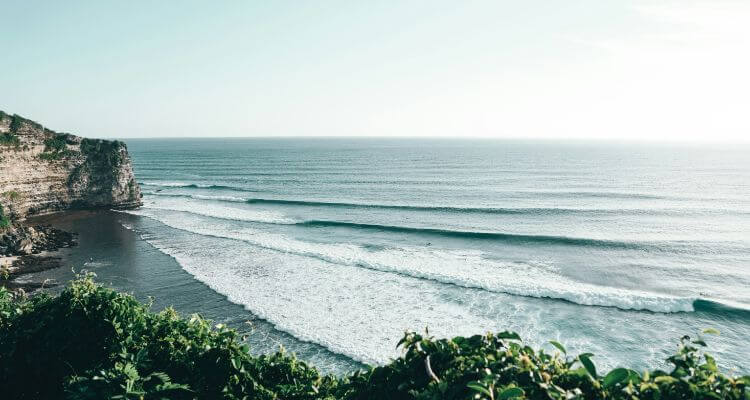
[13,209,362,374]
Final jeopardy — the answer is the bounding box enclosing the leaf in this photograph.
[603,368,629,388]
[704,353,718,372]
[702,328,720,335]
[499,387,525,399]
[549,341,566,354]
[579,354,597,378]
[654,376,677,384]
[467,381,493,397]
[497,331,522,341]
[625,369,642,384]
[135,348,148,363]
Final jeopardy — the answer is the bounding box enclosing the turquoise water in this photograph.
[121,138,750,373]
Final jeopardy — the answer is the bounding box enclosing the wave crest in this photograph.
[142,181,250,191]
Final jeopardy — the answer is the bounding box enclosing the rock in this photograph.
[0,223,77,257]
[0,110,142,218]
[18,239,33,255]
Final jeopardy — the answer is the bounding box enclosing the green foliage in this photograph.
[8,113,43,133]
[39,134,78,161]
[0,276,747,400]
[44,136,68,152]
[347,331,748,400]
[1,112,41,149]
[0,204,10,229]
[2,190,20,201]
[80,138,125,167]
[0,275,339,399]
[0,131,20,147]
[38,151,70,161]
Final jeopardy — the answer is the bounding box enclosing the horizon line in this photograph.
[111,135,750,144]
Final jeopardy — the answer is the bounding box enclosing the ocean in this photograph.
[98,138,750,374]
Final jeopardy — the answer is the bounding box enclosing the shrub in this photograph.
[44,136,68,153]
[0,204,9,229]
[38,134,78,161]
[0,132,20,147]
[0,276,747,399]
[2,191,20,201]
[81,138,125,166]
[38,151,67,161]
[8,113,43,133]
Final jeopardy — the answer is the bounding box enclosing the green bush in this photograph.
[0,203,9,225]
[0,204,9,228]
[38,149,78,161]
[38,134,78,161]
[8,113,43,133]
[0,276,747,399]
[81,138,125,166]
[2,191,20,200]
[0,132,20,147]
[44,136,69,153]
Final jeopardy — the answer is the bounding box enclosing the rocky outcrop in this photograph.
[0,224,76,257]
[0,110,142,220]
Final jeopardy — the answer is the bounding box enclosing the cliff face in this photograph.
[0,111,142,220]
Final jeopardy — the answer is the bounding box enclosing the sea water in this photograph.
[121,138,750,374]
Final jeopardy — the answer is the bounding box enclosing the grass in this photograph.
[0,275,747,399]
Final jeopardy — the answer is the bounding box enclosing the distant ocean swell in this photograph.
[139,202,651,250]
[126,209,705,314]
[141,181,689,200]
[300,220,646,250]
[141,191,742,217]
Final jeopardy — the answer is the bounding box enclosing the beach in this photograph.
[14,210,362,374]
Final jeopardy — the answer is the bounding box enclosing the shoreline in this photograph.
[9,209,363,374]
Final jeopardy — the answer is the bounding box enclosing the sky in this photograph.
[1,0,748,141]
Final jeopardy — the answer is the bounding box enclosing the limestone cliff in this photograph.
[0,110,142,220]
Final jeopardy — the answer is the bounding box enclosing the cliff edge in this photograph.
[0,110,142,220]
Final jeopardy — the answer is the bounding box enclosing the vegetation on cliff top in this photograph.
[0,275,747,399]
[0,109,126,163]
[39,133,80,161]
[0,110,44,133]
[81,138,126,165]
[0,111,42,148]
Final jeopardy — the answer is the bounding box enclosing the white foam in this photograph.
[131,209,696,313]
[141,181,229,189]
[137,197,297,225]
[83,261,113,268]
[141,181,195,187]
[133,226,510,365]
[186,194,248,203]
[143,192,250,203]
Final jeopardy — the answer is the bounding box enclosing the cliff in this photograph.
[0,110,142,220]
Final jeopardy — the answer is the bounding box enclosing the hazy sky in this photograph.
[1,1,748,141]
